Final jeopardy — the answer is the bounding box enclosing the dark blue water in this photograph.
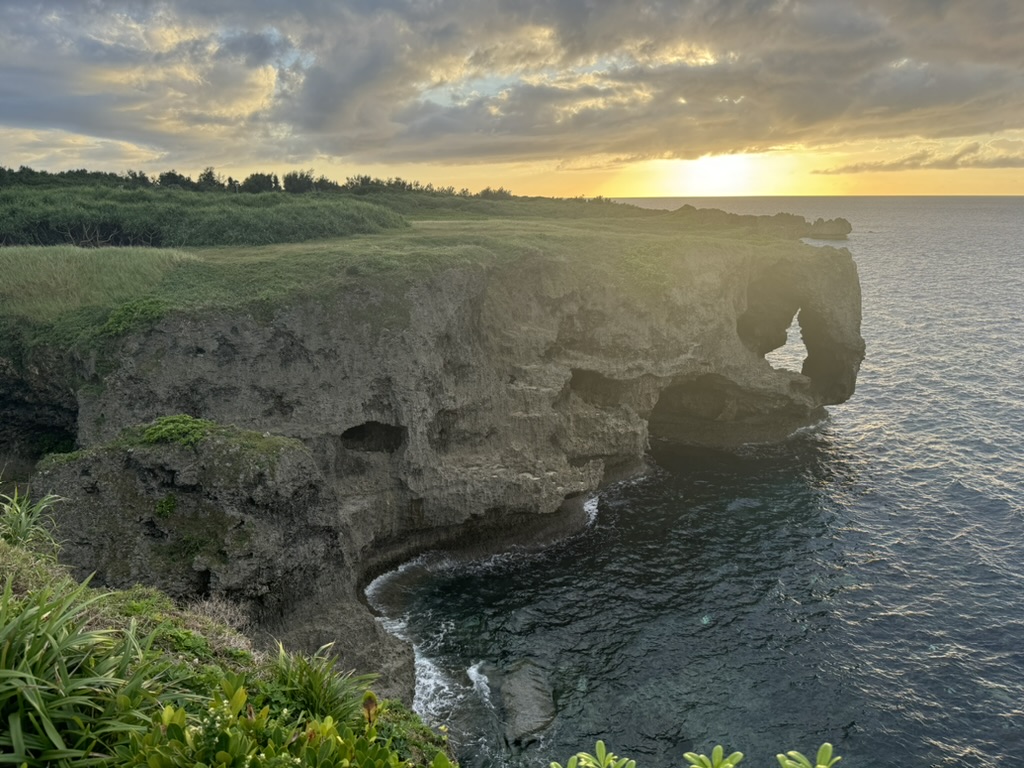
[369,198,1024,768]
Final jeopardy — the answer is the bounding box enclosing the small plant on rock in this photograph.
[553,742,841,768]
[140,414,216,447]
[0,485,61,552]
[777,743,841,768]
[683,745,744,768]
[551,740,636,768]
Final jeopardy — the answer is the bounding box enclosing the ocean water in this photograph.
[367,197,1024,768]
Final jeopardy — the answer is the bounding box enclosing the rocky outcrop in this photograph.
[12,216,863,699]
[36,426,415,697]
[668,205,852,240]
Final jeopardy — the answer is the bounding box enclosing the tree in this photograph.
[158,169,195,190]
[123,169,152,188]
[239,172,277,193]
[283,169,315,194]
[314,174,342,192]
[196,166,224,191]
[477,185,513,199]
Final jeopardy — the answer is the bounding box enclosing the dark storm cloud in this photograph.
[2,0,1022,169]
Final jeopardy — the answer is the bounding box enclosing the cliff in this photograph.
[2,208,864,699]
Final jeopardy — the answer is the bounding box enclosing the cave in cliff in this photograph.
[340,421,407,453]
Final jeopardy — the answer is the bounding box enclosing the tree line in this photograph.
[0,164,515,199]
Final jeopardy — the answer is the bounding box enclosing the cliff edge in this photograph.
[2,209,864,698]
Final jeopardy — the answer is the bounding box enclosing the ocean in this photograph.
[367,197,1024,768]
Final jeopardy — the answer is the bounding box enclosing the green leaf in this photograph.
[816,743,841,767]
[7,712,25,756]
[228,684,247,717]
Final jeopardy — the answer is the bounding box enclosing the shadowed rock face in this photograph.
[11,230,863,698]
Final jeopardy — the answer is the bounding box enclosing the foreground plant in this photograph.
[555,742,840,768]
[0,580,162,766]
[684,744,744,768]
[777,743,841,768]
[121,673,455,768]
[551,740,636,768]
[267,641,376,728]
[0,485,61,552]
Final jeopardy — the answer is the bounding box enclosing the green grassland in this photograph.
[0,191,806,354]
[0,186,408,248]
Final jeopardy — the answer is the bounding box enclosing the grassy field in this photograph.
[0,186,407,247]
[0,194,808,352]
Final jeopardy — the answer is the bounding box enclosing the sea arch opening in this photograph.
[735,261,809,374]
[764,312,808,373]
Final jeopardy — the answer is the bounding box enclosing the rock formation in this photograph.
[3,213,864,700]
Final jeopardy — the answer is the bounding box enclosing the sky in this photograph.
[2,0,1023,197]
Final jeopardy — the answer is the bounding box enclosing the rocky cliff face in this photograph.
[12,223,864,699]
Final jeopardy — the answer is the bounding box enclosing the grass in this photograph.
[0,194,822,353]
[0,246,195,324]
[0,186,408,248]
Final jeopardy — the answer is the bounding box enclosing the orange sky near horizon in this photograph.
[302,151,1024,199]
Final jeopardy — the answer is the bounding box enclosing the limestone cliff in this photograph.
[5,213,864,699]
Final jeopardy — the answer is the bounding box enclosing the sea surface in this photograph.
[368,197,1024,768]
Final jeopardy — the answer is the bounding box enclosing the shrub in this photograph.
[140,415,217,447]
[0,497,454,768]
[776,744,841,768]
[100,297,170,337]
[264,642,376,728]
[118,673,454,768]
[551,740,635,768]
[374,699,453,767]
[0,580,163,766]
[0,485,61,552]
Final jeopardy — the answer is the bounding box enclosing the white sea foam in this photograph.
[412,648,461,719]
[583,495,600,524]
[466,661,493,706]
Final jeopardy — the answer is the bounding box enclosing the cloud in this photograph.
[814,142,1024,173]
[2,0,1024,172]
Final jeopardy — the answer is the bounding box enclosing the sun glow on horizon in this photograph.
[599,153,835,198]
